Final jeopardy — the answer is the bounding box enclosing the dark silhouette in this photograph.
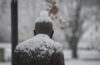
[11,0,18,65]
[34,22,54,38]
[14,16,65,65]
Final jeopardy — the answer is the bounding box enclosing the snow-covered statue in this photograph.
[14,11,65,65]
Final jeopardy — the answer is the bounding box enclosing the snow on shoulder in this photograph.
[35,11,53,24]
[15,34,63,56]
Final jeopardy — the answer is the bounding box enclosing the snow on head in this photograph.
[35,11,53,24]
[40,11,48,17]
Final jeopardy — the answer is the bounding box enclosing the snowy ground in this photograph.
[64,50,100,60]
[0,62,11,65]
[0,60,100,65]
[0,43,100,65]
[66,59,100,65]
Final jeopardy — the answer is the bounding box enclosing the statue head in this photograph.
[34,11,54,38]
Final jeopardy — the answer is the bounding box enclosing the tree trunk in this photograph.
[72,43,78,58]
[0,48,4,62]
[70,36,78,59]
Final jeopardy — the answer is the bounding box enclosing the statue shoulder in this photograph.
[14,37,35,52]
[53,41,63,53]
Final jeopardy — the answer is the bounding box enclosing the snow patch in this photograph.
[15,34,63,57]
[35,11,54,24]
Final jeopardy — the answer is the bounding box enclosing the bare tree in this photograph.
[46,0,83,59]
[66,0,83,58]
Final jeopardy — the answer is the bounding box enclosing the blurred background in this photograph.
[0,0,100,65]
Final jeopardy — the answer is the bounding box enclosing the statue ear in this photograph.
[34,30,36,35]
[50,31,54,38]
